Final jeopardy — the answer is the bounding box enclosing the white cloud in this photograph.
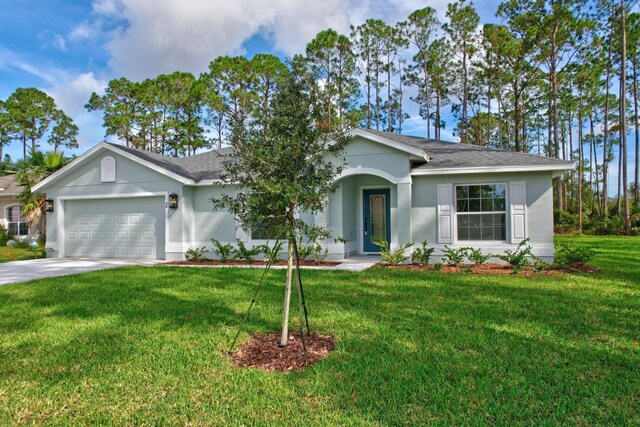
[88,0,452,80]
[69,21,97,42]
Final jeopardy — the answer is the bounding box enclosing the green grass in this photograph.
[0,246,45,263]
[0,235,638,425]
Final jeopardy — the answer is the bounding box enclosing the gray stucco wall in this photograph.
[411,171,555,259]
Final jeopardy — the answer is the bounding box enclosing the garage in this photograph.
[64,197,165,259]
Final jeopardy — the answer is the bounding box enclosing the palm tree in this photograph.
[16,151,68,227]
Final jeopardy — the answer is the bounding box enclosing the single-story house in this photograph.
[0,175,44,241]
[32,129,573,261]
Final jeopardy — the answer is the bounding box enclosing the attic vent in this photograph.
[101,156,116,182]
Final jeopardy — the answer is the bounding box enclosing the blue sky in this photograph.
[0,0,507,162]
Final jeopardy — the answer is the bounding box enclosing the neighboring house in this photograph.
[33,129,573,261]
[0,175,43,241]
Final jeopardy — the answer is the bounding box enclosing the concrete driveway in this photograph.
[0,258,163,286]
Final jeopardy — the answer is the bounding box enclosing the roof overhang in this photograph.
[347,128,429,160]
[411,163,574,178]
[33,142,197,192]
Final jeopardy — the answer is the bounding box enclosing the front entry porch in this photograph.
[316,173,412,260]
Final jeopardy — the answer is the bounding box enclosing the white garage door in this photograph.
[64,197,165,259]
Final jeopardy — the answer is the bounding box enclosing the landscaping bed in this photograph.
[165,259,340,267]
[375,262,598,275]
[230,332,335,372]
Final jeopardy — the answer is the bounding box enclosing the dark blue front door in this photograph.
[363,189,391,252]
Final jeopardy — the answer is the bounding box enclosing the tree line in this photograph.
[0,0,638,235]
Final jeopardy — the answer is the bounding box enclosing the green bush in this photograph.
[466,247,491,265]
[554,209,578,234]
[233,240,265,264]
[0,224,10,246]
[210,239,234,262]
[554,242,595,268]
[295,243,313,261]
[374,240,413,265]
[499,238,535,274]
[411,241,435,267]
[185,246,208,262]
[262,240,284,262]
[311,243,329,262]
[37,232,46,247]
[441,246,468,266]
[433,262,443,271]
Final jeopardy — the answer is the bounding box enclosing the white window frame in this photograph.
[454,182,508,243]
[6,205,28,236]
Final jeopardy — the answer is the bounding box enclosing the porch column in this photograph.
[397,182,412,245]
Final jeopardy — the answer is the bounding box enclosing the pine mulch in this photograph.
[230,332,335,372]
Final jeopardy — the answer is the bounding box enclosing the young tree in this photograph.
[212,72,349,348]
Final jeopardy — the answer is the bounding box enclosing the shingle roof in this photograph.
[106,129,572,182]
[0,175,23,196]
[107,143,231,181]
[361,129,573,171]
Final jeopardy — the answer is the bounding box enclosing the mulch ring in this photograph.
[166,260,340,267]
[230,332,335,372]
[375,262,598,275]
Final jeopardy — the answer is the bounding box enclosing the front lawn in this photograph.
[0,236,638,424]
[0,245,45,263]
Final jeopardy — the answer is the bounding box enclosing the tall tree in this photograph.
[444,0,480,144]
[6,88,77,159]
[86,78,141,148]
[620,0,631,233]
[401,7,441,138]
[304,30,359,129]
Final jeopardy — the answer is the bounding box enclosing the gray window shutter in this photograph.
[437,183,453,244]
[509,181,527,243]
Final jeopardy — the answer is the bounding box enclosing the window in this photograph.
[6,206,27,236]
[250,223,285,240]
[456,184,506,241]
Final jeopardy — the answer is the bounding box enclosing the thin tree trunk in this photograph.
[603,35,611,217]
[634,58,639,205]
[621,0,631,233]
[578,94,584,233]
[279,240,295,347]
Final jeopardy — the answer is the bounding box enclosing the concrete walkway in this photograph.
[0,258,162,286]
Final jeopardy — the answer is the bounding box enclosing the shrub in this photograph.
[441,246,468,266]
[210,238,234,262]
[233,240,265,264]
[499,238,534,274]
[554,242,595,268]
[295,243,314,261]
[0,224,10,246]
[374,240,413,265]
[311,243,329,262]
[433,262,443,271]
[262,240,284,262]
[466,247,491,265]
[411,241,435,267]
[37,232,46,247]
[185,246,208,262]
[554,209,578,234]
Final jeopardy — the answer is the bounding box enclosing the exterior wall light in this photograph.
[169,193,179,209]
[45,199,54,212]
